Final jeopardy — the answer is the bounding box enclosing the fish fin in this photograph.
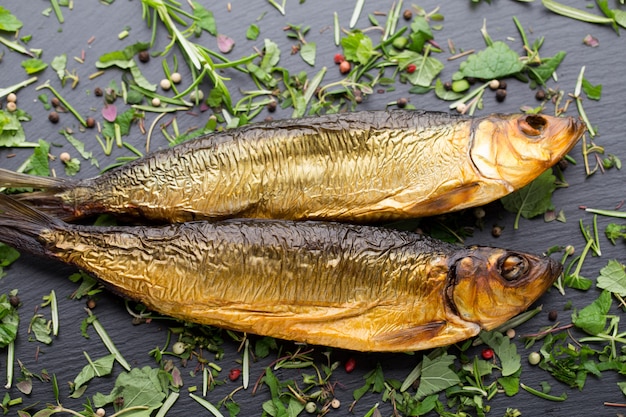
[0,193,63,256]
[0,168,69,189]
[373,321,447,345]
[405,182,481,216]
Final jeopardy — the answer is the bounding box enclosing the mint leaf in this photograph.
[28,315,52,344]
[528,51,566,86]
[597,260,626,296]
[605,223,626,245]
[407,16,433,53]
[572,290,612,335]
[341,31,376,65]
[501,169,556,228]
[246,23,260,40]
[479,331,521,377]
[459,41,524,80]
[415,352,461,399]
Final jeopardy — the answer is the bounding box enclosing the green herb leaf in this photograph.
[528,51,566,86]
[605,223,626,244]
[29,315,51,344]
[582,78,602,100]
[98,42,150,64]
[73,353,116,391]
[0,7,23,32]
[407,16,433,53]
[353,363,385,401]
[20,58,48,75]
[597,260,626,296]
[459,41,524,80]
[93,366,166,416]
[192,2,217,36]
[479,331,521,376]
[0,292,19,348]
[51,54,67,83]
[415,352,461,399]
[27,140,51,177]
[434,79,463,101]
[300,42,316,66]
[572,290,612,335]
[501,169,556,228]
[246,24,260,40]
[341,31,376,65]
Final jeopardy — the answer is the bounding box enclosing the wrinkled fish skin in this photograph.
[0,194,561,352]
[0,110,585,222]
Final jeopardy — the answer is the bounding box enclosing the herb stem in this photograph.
[4,341,14,389]
[86,309,131,371]
[520,383,567,401]
[36,81,87,127]
[0,76,38,100]
[585,208,626,218]
[190,393,226,417]
[50,0,65,24]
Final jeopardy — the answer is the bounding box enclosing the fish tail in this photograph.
[0,193,64,256]
[0,168,69,190]
[0,169,79,220]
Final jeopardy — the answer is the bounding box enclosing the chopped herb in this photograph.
[93,366,166,415]
[457,41,525,80]
[71,353,116,392]
[20,58,48,75]
[246,23,260,40]
[572,290,612,335]
[500,169,557,229]
[0,7,23,32]
[597,260,626,296]
[0,291,19,348]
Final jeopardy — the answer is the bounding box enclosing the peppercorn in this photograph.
[48,111,60,124]
[406,63,417,74]
[489,79,500,90]
[267,100,277,112]
[403,9,413,20]
[305,402,316,414]
[498,80,507,89]
[94,87,103,97]
[138,50,150,63]
[9,295,19,308]
[86,117,96,128]
[6,93,17,103]
[557,158,568,171]
[491,225,502,237]
[339,60,351,74]
[548,310,558,321]
[86,298,97,309]
[228,368,241,381]
[528,352,541,366]
[535,89,546,101]
[59,152,71,162]
[6,102,16,112]
[160,79,172,91]
[443,81,452,91]
[50,97,61,108]
[396,97,408,108]
[170,72,182,84]
[333,53,345,64]
[344,357,356,373]
[495,89,507,102]
[481,347,494,360]
[330,398,341,409]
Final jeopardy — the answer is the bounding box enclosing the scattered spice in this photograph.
[495,88,507,102]
[228,368,241,381]
[94,87,103,97]
[396,97,408,108]
[138,50,150,63]
[48,111,60,123]
[339,60,351,74]
[170,72,182,84]
[481,347,495,360]
[406,63,417,73]
[86,117,96,129]
[548,310,558,321]
[492,225,503,237]
[344,357,356,373]
[6,102,16,112]
[535,89,546,101]
[59,152,71,162]
[403,9,413,20]
[528,352,541,366]
[333,53,344,64]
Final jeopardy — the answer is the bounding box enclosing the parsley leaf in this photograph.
[605,223,626,244]
[458,41,525,80]
[501,169,556,229]
[192,1,217,35]
[596,260,626,296]
[572,290,612,335]
[341,31,377,65]
[72,353,116,392]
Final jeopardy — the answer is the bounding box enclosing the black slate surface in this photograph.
[0,1,625,416]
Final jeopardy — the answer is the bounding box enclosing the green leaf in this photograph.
[51,54,67,82]
[353,363,385,401]
[434,79,463,101]
[564,273,593,291]
[192,2,217,36]
[341,31,376,65]
[0,292,19,348]
[21,58,48,75]
[93,366,166,417]
[29,315,52,344]
[597,260,626,296]
[605,223,626,245]
[415,352,461,399]
[0,7,23,32]
[572,290,612,335]
[27,140,51,177]
[528,51,566,85]
[479,331,521,376]
[260,39,280,71]
[501,169,556,227]
[246,24,260,40]
[498,374,520,396]
[300,42,316,66]
[459,41,525,80]
[618,381,626,397]
[582,78,602,100]
[98,42,150,64]
[0,243,20,268]
[73,354,116,391]
[407,16,433,53]
[408,55,444,87]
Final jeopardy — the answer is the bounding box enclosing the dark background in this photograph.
[0,1,625,416]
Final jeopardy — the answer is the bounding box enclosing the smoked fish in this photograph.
[0,194,560,352]
[0,110,584,223]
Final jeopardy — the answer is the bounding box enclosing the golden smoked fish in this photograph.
[0,110,584,223]
[0,194,560,352]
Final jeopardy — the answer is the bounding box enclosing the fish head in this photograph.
[445,247,561,330]
[470,114,585,189]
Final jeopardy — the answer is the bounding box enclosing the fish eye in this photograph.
[518,115,547,137]
[500,254,529,281]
